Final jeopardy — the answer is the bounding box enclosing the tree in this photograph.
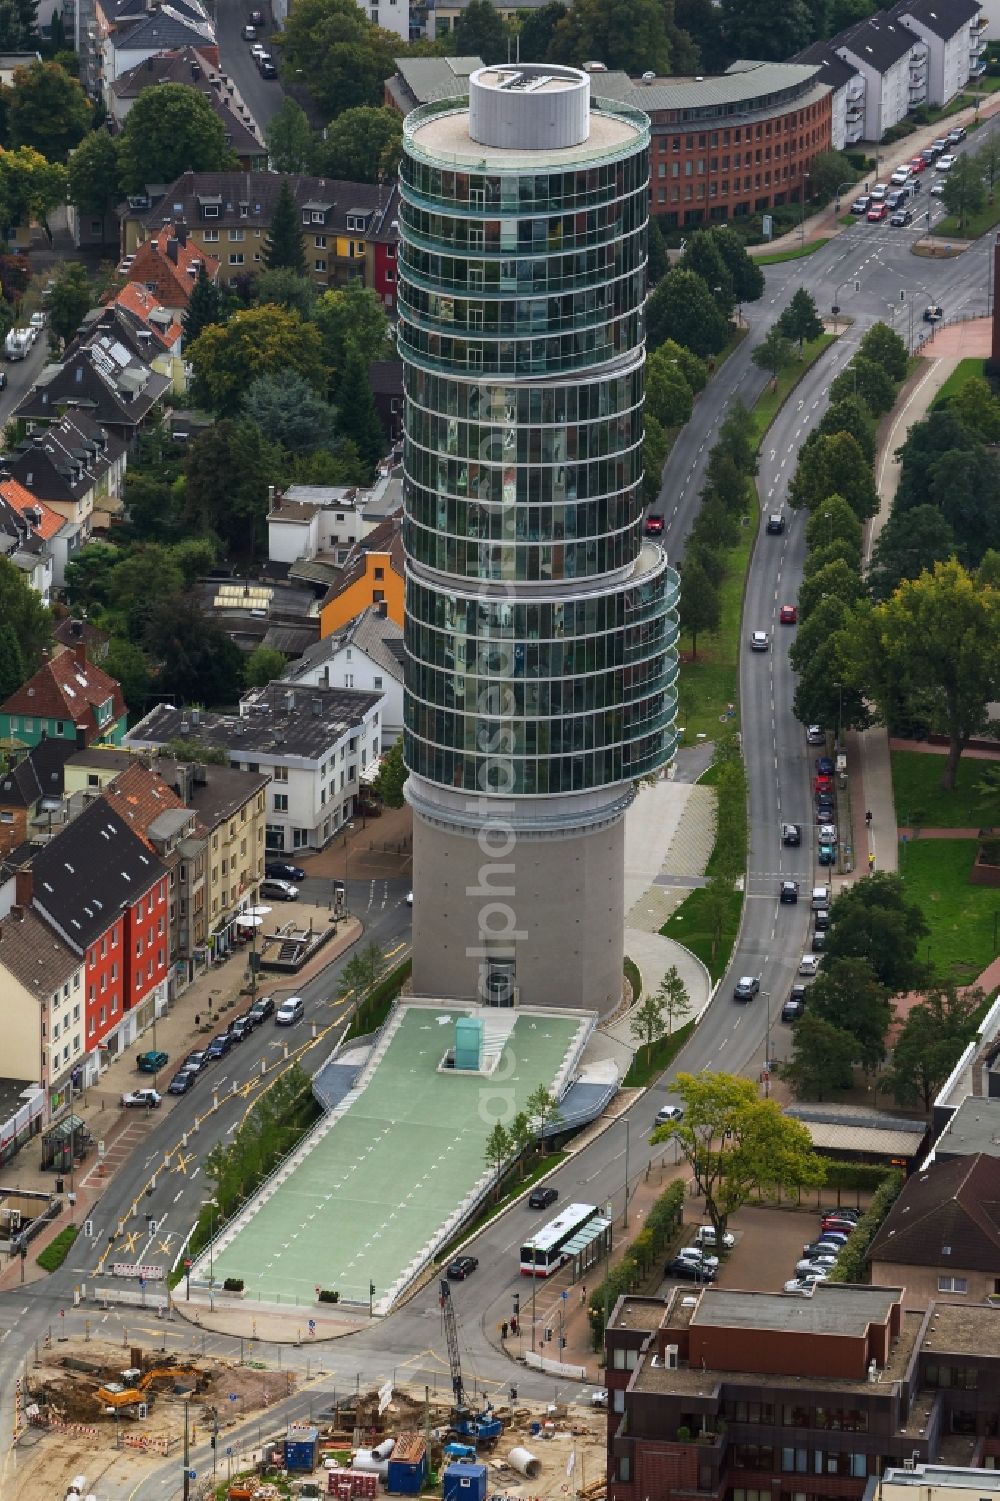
[264,178,305,274]
[843,561,1000,791]
[719,0,812,62]
[797,558,861,624]
[650,1072,825,1242]
[0,556,51,677]
[184,418,286,558]
[548,0,671,72]
[751,326,794,382]
[790,595,871,735]
[315,279,391,392]
[867,503,956,601]
[8,60,92,162]
[516,0,567,59]
[675,0,727,70]
[0,620,26,700]
[951,375,1000,444]
[66,129,119,226]
[690,494,737,553]
[802,957,892,1072]
[372,737,406,807]
[789,431,878,521]
[940,153,985,231]
[711,402,757,477]
[678,555,720,657]
[0,145,66,232]
[645,351,694,428]
[64,541,119,614]
[631,990,665,1064]
[252,267,317,321]
[817,393,876,463]
[110,544,186,643]
[680,229,733,314]
[245,645,287,687]
[699,874,737,962]
[454,0,508,60]
[823,879,929,994]
[242,370,336,453]
[265,97,314,174]
[830,356,895,417]
[525,1083,560,1142]
[977,134,1000,204]
[709,225,764,304]
[484,1121,511,1197]
[647,215,668,284]
[47,261,92,348]
[803,538,861,580]
[120,468,186,544]
[277,0,399,118]
[657,964,693,1035]
[803,493,862,558]
[882,985,983,1113]
[337,344,385,472]
[776,286,823,350]
[183,265,224,346]
[643,411,669,507]
[781,1014,858,1099]
[653,338,708,394]
[806,148,853,204]
[858,321,907,384]
[187,305,326,415]
[116,83,234,193]
[102,636,151,717]
[646,267,729,357]
[313,105,403,184]
[144,593,245,706]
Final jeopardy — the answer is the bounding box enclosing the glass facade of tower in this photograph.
[400,86,679,801]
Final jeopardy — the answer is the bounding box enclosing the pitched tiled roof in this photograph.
[14,342,170,432]
[0,648,126,739]
[0,476,64,540]
[29,798,166,952]
[100,760,199,847]
[836,11,917,71]
[107,284,184,350]
[320,511,403,608]
[111,5,214,53]
[111,46,264,160]
[7,412,124,506]
[138,171,396,242]
[0,906,79,996]
[795,40,862,92]
[868,1154,1000,1272]
[0,754,42,809]
[890,0,980,39]
[125,223,220,308]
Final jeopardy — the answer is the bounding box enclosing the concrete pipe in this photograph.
[509,1448,541,1478]
[373,1439,395,1460]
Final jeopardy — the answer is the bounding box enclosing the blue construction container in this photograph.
[387,1434,429,1494]
[284,1425,320,1472]
[454,1016,484,1071]
[443,1462,488,1501]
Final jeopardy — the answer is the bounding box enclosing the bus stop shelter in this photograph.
[565,1215,612,1280]
[40,1115,91,1174]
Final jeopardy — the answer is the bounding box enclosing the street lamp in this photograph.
[761,992,772,1097]
[237,905,271,1009]
[203,1197,219,1310]
[799,173,811,244]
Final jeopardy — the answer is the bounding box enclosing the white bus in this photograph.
[519,1202,601,1278]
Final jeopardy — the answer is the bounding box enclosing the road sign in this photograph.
[560,1290,569,1301]
[308,1319,316,1331]
[112,1262,165,1279]
[184,1258,192,1269]
[229,1393,238,1402]
[97,1140,106,1161]
[138,1278,145,1290]
[226,1446,233,1456]
[188,1470,197,1480]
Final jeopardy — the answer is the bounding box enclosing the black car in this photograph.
[259,54,277,76]
[923,304,944,323]
[780,880,799,904]
[447,1255,479,1280]
[781,997,805,1023]
[168,1069,196,1095]
[813,908,831,930]
[248,994,275,1023]
[528,1186,559,1209]
[265,862,305,882]
[228,1014,254,1042]
[665,1257,716,1283]
[249,6,264,19]
[0,371,7,390]
[811,931,827,953]
[815,800,835,822]
[889,208,913,227]
[766,513,785,534]
[781,823,801,846]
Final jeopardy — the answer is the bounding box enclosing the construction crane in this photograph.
[439,1279,503,1445]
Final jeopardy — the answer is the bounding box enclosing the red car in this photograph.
[814,774,833,794]
[867,203,888,222]
[645,513,665,535]
[909,156,927,173]
[779,604,797,625]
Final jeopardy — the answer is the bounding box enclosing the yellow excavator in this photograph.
[97,1365,199,1409]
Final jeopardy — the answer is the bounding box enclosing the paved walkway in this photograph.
[890,736,1000,760]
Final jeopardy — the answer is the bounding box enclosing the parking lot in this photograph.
[654,1202,863,1298]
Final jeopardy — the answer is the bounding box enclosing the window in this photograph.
[373,676,383,689]
[229,229,245,242]
[229,253,245,266]
[616,1459,631,1483]
[203,203,219,218]
[938,1275,969,1294]
[315,259,327,273]
[273,765,288,782]
[203,229,220,241]
[314,235,327,248]
[273,793,288,812]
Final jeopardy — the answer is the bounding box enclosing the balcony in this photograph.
[846,78,865,103]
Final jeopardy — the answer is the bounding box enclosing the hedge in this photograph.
[36,1225,78,1272]
[624,955,642,1006]
[587,1180,686,1349]
[826,1170,904,1283]
[814,1160,895,1192]
[345,957,412,1040]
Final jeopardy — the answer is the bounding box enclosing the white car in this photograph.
[936,154,956,171]
[749,630,769,652]
[677,1247,720,1271]
[799,954,820,976]
[694,1225,735,1249]
[655,1104,684,1126]
[251,41,267,57]
[29,311,46,332]
[590,1388,608,1409]
[818,824,838,844]
[121,1088,161,1108]
[795,1255,837,1276]
[406,891,413,906]
[890,166,911,185]
[783,1274,825,1295]
[929,182,946,196]
[275,996,304,1025]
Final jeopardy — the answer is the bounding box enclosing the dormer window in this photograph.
[204,203,219,218]
[239,201,249,217]
[311,211,324,224]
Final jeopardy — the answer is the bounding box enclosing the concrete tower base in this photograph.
[407,776,630,1015]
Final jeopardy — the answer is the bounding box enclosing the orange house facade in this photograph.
[318,514,404,638]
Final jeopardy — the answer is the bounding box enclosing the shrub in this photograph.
[222,1276,244,1291]
[827,1170,904,1283]
[588,1180,685,1348]
[36,1225,78,1273]
[345,958,412,1040]
[624,955,642,1005]
[318,1288,340,1303]
[677,1426,692,1441]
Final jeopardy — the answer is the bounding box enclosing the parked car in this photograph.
[813,907,831,930]
[811,931,827,953]
[749,630,769,652]
[260,878,298,901]
[265,862,305,882]
[184,1050,209,1075]
[782,823,801,846]
[645,513,665,535]
[665,1257,716,1282]
[820,1207,861,1221]
[815,756,834,775]
[228,1014,254,1042]
[207,1033,233,1059]
[137,1050,168,1073]
[806,724,825,745]
[655,1104,684,1125]
[936,154,957,171]
[795,1256,838,1276]
[822,1216,859,1235]
[784,1274,826,1295]
[248,995,275,1024]
[249,5,264,18]
[447,1255,479,1280]
[818,823,837,844]
[766,512,786,534]
[528,1186,559,1209]
[818,842,836,866]
[780,880,799,904]
[676,1247,719,1271]
[168,1070,196,1095]
[799,954,820,976]
[779,603,797,625]
[259,54,277,76]
[811,885,830,908]
[781,996,805,1023]
[867,203,888,222]
[693,1225,735,1249]
[275,996,304,1025]
[733,975,760,1002]
[803,1240,847,1259]
[889,209,913,228]
[590,1389,609,1408]
[122,1088,161,1108]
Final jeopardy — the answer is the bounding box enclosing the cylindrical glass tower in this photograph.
[400,65,679,1013]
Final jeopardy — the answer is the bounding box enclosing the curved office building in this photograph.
[399,64,679,1012]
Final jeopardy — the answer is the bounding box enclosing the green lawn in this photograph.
[899,838,999,984]
[749,332,838,446]
[623,1019,697,1088]
[754,238,831,265]
[932,357,987,407]
[660,885,744,985]
[932,195,1000,240]
[676,518,751,741]
[891,749,1000,828]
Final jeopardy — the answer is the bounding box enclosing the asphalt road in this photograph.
[0,327,54,419]
[214,0,285,130]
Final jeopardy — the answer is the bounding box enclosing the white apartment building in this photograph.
[283,605,405,747]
